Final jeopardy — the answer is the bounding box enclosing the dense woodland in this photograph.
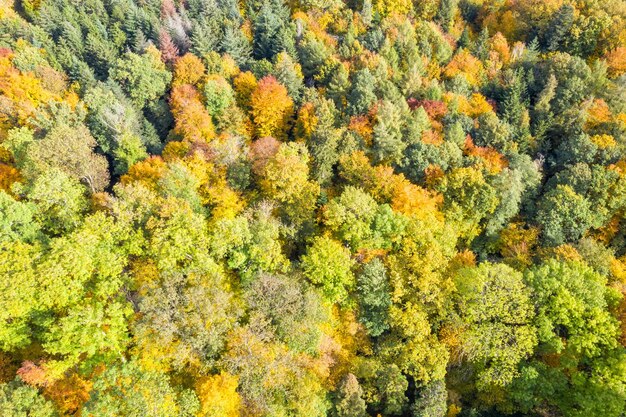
[1,0,626,415]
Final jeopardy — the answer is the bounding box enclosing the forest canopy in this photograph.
[1,0,626,416]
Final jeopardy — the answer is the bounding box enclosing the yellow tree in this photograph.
[173,53,206,87]
[195,372,241,417]
[250,76,294,140]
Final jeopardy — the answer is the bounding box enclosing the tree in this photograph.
[209,208,289,283]
[372,100,407,165]
[379,302,449,385]
[333,374,367,417]
[372,364,409,415]
[133,266,241,371]
[543,4,574,52]
[324,186,379,249]
[0,379,58,417]
[259,142,319,225]
[272,52,304,102]
[169,84,215,143]
[244,273,326,353]
[250,76,294,139]
[297,33,330,79]
[473,112,511,151]
[113,132,148,175]
[222,326,328,417]
[514,260,626,417]
[12,124,109,192]
[536,184,596,246]
[0,241,38,351]
[252,0,296,60]
[301,235,355,303]
[436,0,458,32]
[524,260,620,360]
[22,168,88,235]
[204,75,235,119]
[373,0,412,16]
[221,23,253,67]
[439,166,498,241]
[42,298,132,378]
[411,379,447,417]
[444,49,484,87]
[110,46,172,109]
[347,69,377,116]
[453,262,537,388]
[82,362,198,417]
[356,258,391,337]
[195,373,241,417]
[173,53,206,86]
[159,30,180,64]
[0,191,40,243]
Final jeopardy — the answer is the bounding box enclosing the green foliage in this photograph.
[333,374,367,417]
[0,191,40,243]
[301,235,355,303]
[525,260,620,358]
[356,258,391,336]
[22,169,88,235]
[372,100,407,165]
[411,379,447,417]
[325,186,379,249]
[0,379,58,417]
[348,68,377,115]
[204,75,236,118]
[83,362,198,417]
[110,47,172,109]
[536,184,595,246]
[2,0,626,415]
[252,0,296,60]
[454,263,537,387]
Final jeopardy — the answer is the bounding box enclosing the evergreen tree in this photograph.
[543,4,574,52]
[436,0,458,32]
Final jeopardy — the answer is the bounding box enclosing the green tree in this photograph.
[204,75,236,119]
[436,0,458,32]
[374,364,408,415]
[272,52,304,102]
[110,46,172,109]
[324,186,379,249]
[113,132,148,175]
[210,207,289,283]
[543,4,574,52]
[0,379,58,417]
[333,374,367,417]
[348,68,377,116]
[83,362,198,417]
[411,379,447,417]
[356,258,391,337]
[536,184,596,246]
[372,100,407,165]
[0,191,40,243]
[297,33,330,79]
[22,169,88,236]
[301,235,355,303]
[252,0,296,60]
[512,260,626,417]
[524,260,621,360]
[453,262,537,388]
[439,166,498,240]
[12,125,109,193]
